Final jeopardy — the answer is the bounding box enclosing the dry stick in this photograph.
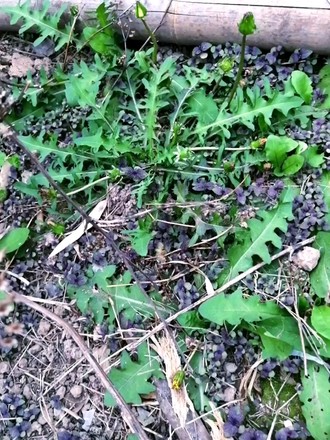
[11,290,150,440]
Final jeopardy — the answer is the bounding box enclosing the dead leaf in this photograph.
[206,402,226,440]
[48,200,107,259]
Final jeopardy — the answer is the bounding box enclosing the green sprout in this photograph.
[227,12,256,105]
[135,1,158,64]
[212,57,234,95]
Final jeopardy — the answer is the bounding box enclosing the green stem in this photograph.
[141,19,158,64]
[227,34,247,106]
[211,72,224,95]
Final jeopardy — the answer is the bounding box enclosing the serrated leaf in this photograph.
[108,280,156,322]
[310,232,330,298]
[187,90,218,125]
[194,88,303,136]
[227,203,292,279]
[0,228,30,254]
[198,289,284,326]
[1,0,73,51]
[104,343,162,406]
[311,306,330,339]
[291,71,313,104]
[18,134,90,162]
[131,229,154,257]
[300,363,330,440]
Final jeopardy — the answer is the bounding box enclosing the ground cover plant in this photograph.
[0,1,330,439]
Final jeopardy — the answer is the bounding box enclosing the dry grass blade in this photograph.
[48,199,107,259]
[151,333,193,427]
[205,402,226,440]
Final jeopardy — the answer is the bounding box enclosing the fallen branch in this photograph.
[10,290,150,440]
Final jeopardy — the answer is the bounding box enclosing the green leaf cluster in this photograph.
[104,342,163,406]
[224,202,293,280]
[2,0,74,51]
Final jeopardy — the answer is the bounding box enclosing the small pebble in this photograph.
[0,361,10,374]
[57,385,66,399]
[29,344,42,354]
[225,362,238,374]
[223,386,236,402]
[292,247,320,272]
[23,384,32,399]
[18,358,28,369]
[70,384,83,399]
[38,319,51,336]
[37,414,47,425]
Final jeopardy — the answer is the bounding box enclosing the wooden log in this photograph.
[0,0,329,54]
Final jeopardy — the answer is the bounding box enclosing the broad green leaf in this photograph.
[83,27,118,55]
[303,146,324,167]
[258,316,301,349]
[0,152,6,166]
[260,334,293,360]
[18,135,90,162]
[187,90,218,125]
[291,71,313,104]
[226,203,292,279]
[92,265,116,290]
[104,343,162,406]
[108,282,156,322]
[300,363,330,440]
[254,316,302,360]
[0,228,29,254]
[265,135,298,170]
[199,289,285,326]
[310,232,330,298]
[131,229,154,257]
[281,154,304,176]
[73,265,116,323]
[75,287,107,323]
[177,311,208,335]
[311,306,330,339]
